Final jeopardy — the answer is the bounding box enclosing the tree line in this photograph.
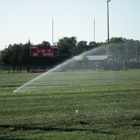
[0,37,140,73]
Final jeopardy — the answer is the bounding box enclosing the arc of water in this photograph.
[13,46,105,93]
[13,58,74,93]
[13,69,52,93]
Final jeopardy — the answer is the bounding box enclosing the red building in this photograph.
[30,45,58,57]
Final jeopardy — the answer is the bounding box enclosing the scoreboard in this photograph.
[30,45,58,57]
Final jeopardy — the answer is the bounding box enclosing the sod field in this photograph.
[0,70,140,140]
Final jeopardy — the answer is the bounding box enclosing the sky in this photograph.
[0,0,140,50]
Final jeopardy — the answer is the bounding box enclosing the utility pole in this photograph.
[52,19,54,45]
[107,0,111,56]
[94,19,95,42]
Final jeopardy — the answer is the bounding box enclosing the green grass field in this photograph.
[0,70,140,140]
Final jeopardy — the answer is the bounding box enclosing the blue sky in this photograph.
[0,0,140,50]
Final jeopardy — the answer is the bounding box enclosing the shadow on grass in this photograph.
[0,138,23,140]
[0,125,115,140]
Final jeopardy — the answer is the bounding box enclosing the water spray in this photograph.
[13,57,76,93]
[13,46,105,93]
[13,69,52,93]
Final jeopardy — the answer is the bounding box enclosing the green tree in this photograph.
[81,52,89,69]
[18,41,32,73]
[109,37,125,43]
[38,41,50,46]
[1,45,12,73]
[77,41,88,54]
[10,44,18,72]
[57,36,77,56]
[88,41,97,50]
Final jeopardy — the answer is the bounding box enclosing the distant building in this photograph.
[73,55,108,69]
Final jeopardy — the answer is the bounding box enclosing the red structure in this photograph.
[30,45,58,57]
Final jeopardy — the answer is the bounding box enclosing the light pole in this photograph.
[94,19,95,42]
[52,19,54,45]
[107,0,111,56]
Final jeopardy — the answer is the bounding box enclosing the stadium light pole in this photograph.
[107,0,111,57]
[52,19,54,45]
[94,19,95,42]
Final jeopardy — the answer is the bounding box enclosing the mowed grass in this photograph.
[0,70,140,140]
